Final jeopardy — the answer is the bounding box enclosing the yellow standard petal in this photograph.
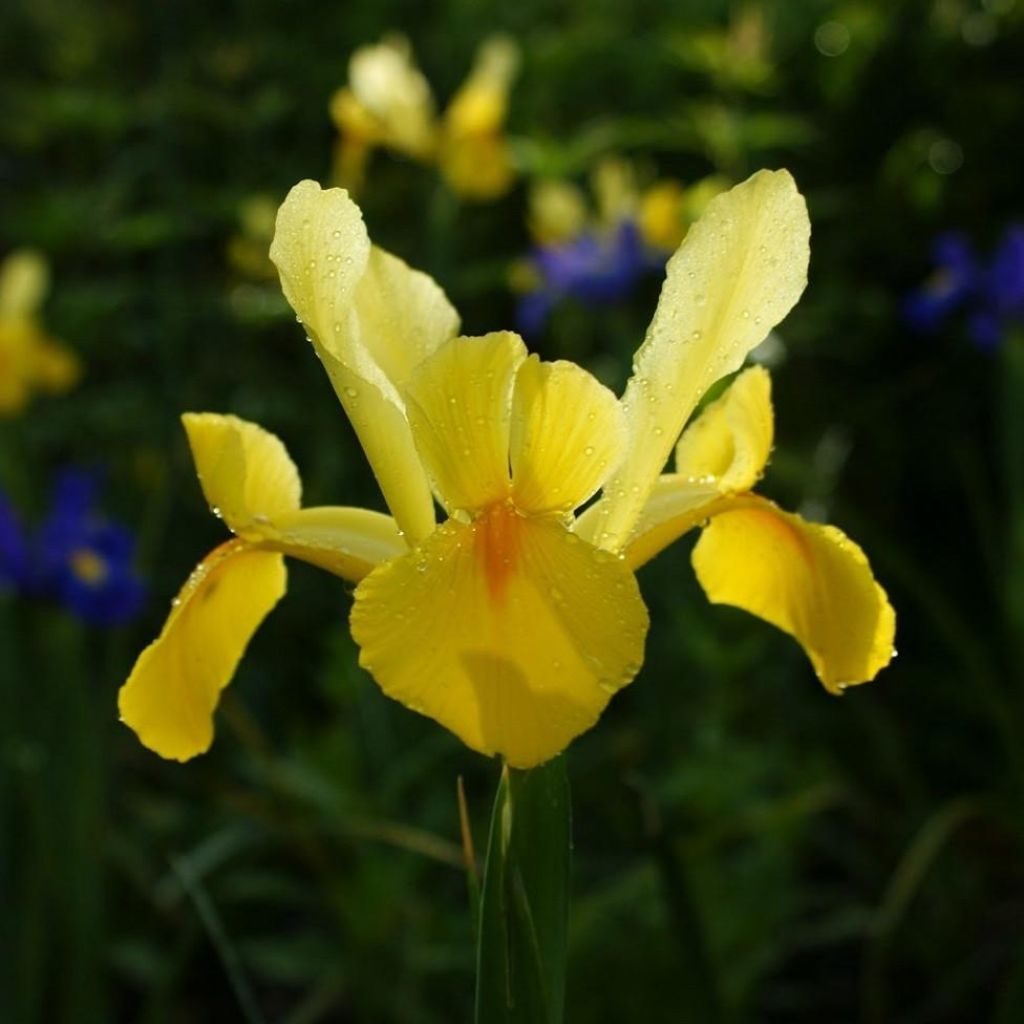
[591,169,810,550]
[0,250,48,318]
[271,180,460,542]
[444,35,518,139]
[510,355,626,515]
[691,496,895,692]
[350,505,648,768]
[347,35,437,159]
[117,540,287,761]
[405,332,526,514]
[440,36,519,200]
[182,413,301,536]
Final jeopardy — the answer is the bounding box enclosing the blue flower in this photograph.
[905,226,1024,351]
[516,220,661,335]
[903,233,978,333]
[34,469,146,625]
[0,469,145,625]
[0,491,31,591]
[987,227,1024,321]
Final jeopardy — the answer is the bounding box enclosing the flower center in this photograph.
[71,548,108,585]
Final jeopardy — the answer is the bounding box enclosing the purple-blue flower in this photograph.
[0,492,31,591]
[905,226,1024,351]
[903,233,977,333]
[0,469,145,625]
[516,220,663,335]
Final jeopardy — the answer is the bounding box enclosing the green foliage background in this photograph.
[2,0,1024,1021]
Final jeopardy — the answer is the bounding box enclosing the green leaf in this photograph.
[475,756,571,1024]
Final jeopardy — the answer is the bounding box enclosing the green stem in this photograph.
[474,756,571,1024]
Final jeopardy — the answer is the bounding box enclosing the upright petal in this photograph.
[117,540,286,761]
[270,180,371,357]
[405,333,525,514]
[348,35,437,158]
[271,180,460,542]
[510,356,626,515]
[691,497,895,692]
[591,170,810,550]
[444,35,519,139]
[0,250,48,318]
[319,351,438,542]
[352,247,461,388]
[182,413,300,537]
[350,507,648,768]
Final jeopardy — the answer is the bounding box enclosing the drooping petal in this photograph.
[182,413,301,537]
[510,355,626,515]
[270,181,458,542]
[691,497,895,692]
[350,505,648,768]
[674,365,773,492]
[0,250,48,318]
[590,169,810,550]
[261,505,406,581]
[405,333,526,514]
[117,540,286,761]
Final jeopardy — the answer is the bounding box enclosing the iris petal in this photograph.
[692,497,895,692]
[510,355,626,515]
[0,250,48,318]
[182,413,301,536]
[264,505,406,581]
[405,333,526,514]
[590,169,810,550]
[271,181,460,542]
[350,507,648,768]
[674,365,773,492]
[118,540,287,761]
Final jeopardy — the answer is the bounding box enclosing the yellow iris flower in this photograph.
[118,169,895,769]
[0,250,80,415]
[528,157,729,253]
[330,34,519,200]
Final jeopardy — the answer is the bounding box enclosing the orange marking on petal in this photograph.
[476,502,522,604]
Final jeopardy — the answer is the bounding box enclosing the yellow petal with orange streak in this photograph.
[692,496,895,692]
[350,505,648,768]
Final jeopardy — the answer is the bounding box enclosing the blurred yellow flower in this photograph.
[529,157,728,253]
[0,250,80,415]
[119,170,895,769]
[330,34,519,200]
[226,194,280,280]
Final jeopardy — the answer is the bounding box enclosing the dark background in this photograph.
[2,0,1023,1021]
